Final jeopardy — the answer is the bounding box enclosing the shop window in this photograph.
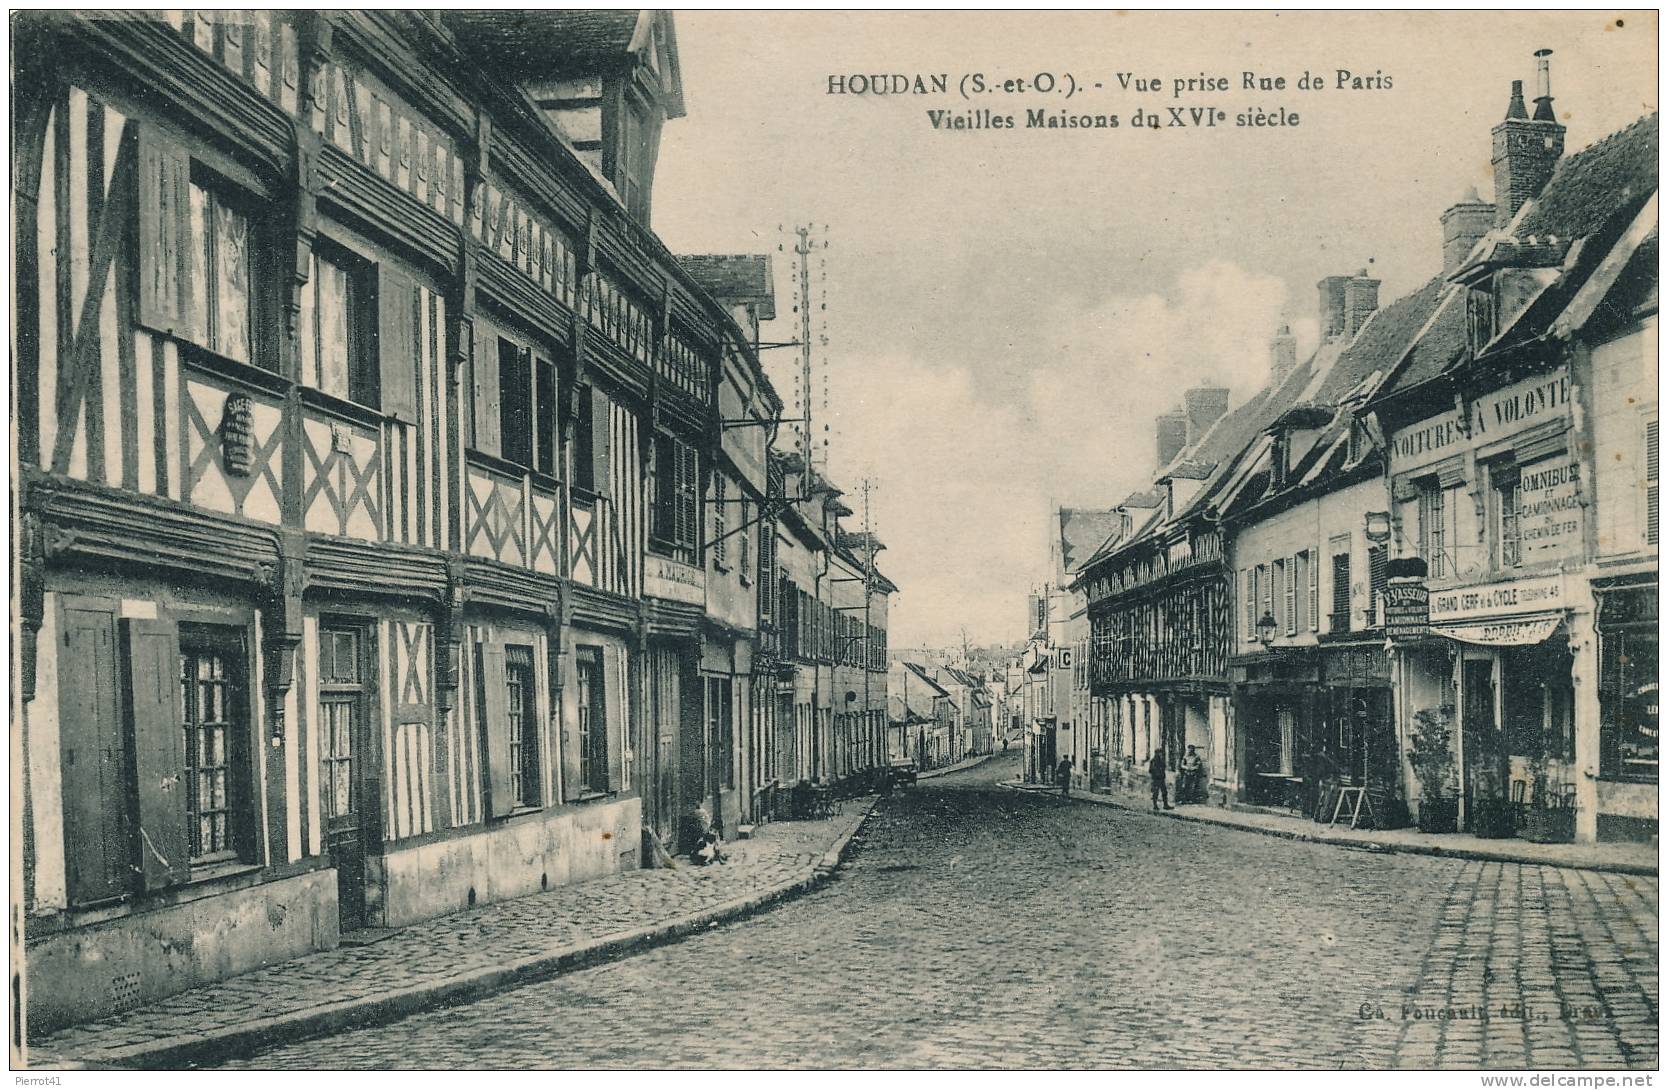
[576,648,609,795]
[301,247,376,407]
[1330,551,1351,633]
[1601,628,1658,782]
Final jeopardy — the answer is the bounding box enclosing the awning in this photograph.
[1434,614,1562,647]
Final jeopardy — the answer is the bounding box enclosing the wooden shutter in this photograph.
[589,387,612,496]
[560,650,584,802]
[59,603,129,904]
[652,437,675,540]
[378,267,418,422]
[471,319,500,455]
[676,442,697,549]
[125,617,190,891]
[1646,417,1659,546]
[477,642,513,817]
[1308,549,1320,631]
[136,126,194,335]
[604,647,625,793]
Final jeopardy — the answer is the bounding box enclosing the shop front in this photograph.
[1230,651,1320,812]
[1594,578,1659,842]
[1405,572,1583,837]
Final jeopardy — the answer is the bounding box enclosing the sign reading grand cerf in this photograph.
[1428,572,1565,623]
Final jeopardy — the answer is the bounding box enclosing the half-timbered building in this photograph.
[12,10,783,1030]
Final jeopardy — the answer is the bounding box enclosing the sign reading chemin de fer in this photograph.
[1388,368,1571,476]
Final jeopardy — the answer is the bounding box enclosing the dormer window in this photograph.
[1467,285,1497,353]
[618,100,658,224]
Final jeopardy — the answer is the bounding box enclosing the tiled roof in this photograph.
[902,662,950,697]
[676,254,777,321]
[1057,508,1120,573]
[1514,113,1658,242]
[448,11,643,75]
[1159,459,1216,481]
[1324,275,1453,402]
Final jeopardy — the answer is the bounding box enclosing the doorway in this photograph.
[1461,655,1504,827]
[318,622,374,933]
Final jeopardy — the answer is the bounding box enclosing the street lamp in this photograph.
[1256,611,1279,648]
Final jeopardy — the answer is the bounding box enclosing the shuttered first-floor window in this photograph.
[1645,413,1659,547]
[577,648,609,795]
[504,647,539,808]
[179,627,250,864]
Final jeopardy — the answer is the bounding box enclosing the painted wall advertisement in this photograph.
[644,554,706,606]
[1517,459,1583,561]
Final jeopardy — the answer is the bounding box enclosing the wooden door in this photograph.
[1461,657,1499,825]
[318,624,372,932]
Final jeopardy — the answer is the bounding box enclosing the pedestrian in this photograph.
[1056,756,1073,800]
[1180,744,1204,804]
[1148,748,1172,811]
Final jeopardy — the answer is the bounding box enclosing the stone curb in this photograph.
[999,780,1657,878]
[43,799,881,1072]
[915,752,997,781]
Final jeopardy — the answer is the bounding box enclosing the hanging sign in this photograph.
[1382,580,1430,641]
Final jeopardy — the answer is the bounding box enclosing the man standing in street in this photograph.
[1148,748,1172,811]
[1056,756,1073,800]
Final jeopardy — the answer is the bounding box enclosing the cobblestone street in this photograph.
[226,753,1657,1070]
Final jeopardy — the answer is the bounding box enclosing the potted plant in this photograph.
[1467,727,1516,839]
[1408,707,1459,833]
[1519,735,1577,844]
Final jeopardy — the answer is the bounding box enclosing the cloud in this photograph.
[791,260,1301,648]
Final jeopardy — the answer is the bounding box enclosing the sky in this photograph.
[649,11,1657,649]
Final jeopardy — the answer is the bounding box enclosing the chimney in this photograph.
[1156,409,1189,470]
[1491,54,1566,228]
[1441,186,1496,276]
[1183,385,1230,445]
[1269,324,1298,385]
[1317,275,1351,339]
[1344,272,1380,338]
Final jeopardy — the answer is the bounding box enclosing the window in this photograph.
[317,626,364,820]
[1646,414,1659,547]
[712,475,728,569]
[469,324,556,473]
[576,649,609,795]
[1601,628,1658,782]
[1494,468,1522,569]
[1244,567,1258,639]
[301,248,375,406]
[1467,287,1496,354]
[1271,560,1285,635]
[499,340,532,468]
[1258,563,1271,630]
[188,180,256,364]
[1293,553,1308,635]
[179,626,250,865]
[503,647,539,808]
[1331,551,1352,633]
[1419,482,1450,579]
[619,102,656,223]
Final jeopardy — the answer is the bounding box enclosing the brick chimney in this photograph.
[1156,409,1189,470]
[1183,385,1230,445]
[1491,52,1566,229]
[1441,186,1496,276]
[1269,325,1298,386]
[1344,272,1380,337]
[1317,275,1351,339]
